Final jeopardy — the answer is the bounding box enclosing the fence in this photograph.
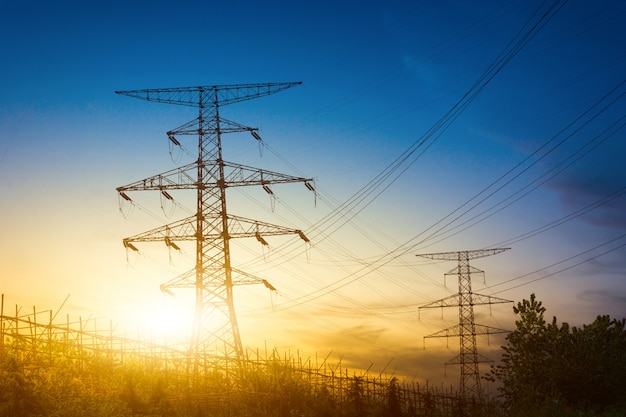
[0,294,484,416]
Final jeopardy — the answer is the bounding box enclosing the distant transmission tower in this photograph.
[418,248,511,401]
[116,82,314,370]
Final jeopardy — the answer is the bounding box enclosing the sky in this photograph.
[1,0,626,388]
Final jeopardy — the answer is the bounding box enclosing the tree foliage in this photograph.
[488,293,626,415]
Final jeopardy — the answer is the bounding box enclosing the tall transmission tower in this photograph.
[115,82,314,371]
[417,248,511,402]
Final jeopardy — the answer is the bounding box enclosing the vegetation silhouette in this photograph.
[1,294,624,416]
[488,293,626,416]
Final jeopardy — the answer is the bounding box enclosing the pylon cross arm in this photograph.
[227,214,305,239]
[123,216,197,244]
[115,81,302,107]
[168,116,257,137]
[424,324,462,339]
[117,163,199,192]
[424,323,509,340]
[222,161,313,188]
[419,294,460,309]
[417,248,510,261]
[116,161,313,193]
[471,293,513,306]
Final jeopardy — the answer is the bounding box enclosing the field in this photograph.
[3,295,624,417]
[0,296,478,417]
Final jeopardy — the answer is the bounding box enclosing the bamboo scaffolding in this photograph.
[1,296,480,416]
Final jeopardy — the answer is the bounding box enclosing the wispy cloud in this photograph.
[577,289,626,319]
[547,172,626,230]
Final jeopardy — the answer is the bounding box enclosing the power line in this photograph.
[405,88,626,252]
[489,233,626,294]
[244,1,570,312]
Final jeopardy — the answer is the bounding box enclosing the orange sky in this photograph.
[2,1,626,387]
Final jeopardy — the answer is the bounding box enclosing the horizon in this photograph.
[2,0,626,388]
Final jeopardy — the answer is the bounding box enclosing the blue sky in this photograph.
[1,1,626,385]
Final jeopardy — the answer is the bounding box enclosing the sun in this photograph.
[133,295,195,344]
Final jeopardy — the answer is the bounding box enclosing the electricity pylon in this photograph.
[417,248,511,402]
[116,82,313,371]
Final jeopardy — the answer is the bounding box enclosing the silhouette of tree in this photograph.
[386,377,402,417]
[346,376,368,417]
[488,294,626,415]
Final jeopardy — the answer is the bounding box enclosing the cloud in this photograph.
[584,247,626,274]
[323,323,389,349]
[577,289,626,319]
[547,173,626,230]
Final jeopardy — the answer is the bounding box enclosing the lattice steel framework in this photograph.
[116,83,313,370]
[418,248,511,401]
